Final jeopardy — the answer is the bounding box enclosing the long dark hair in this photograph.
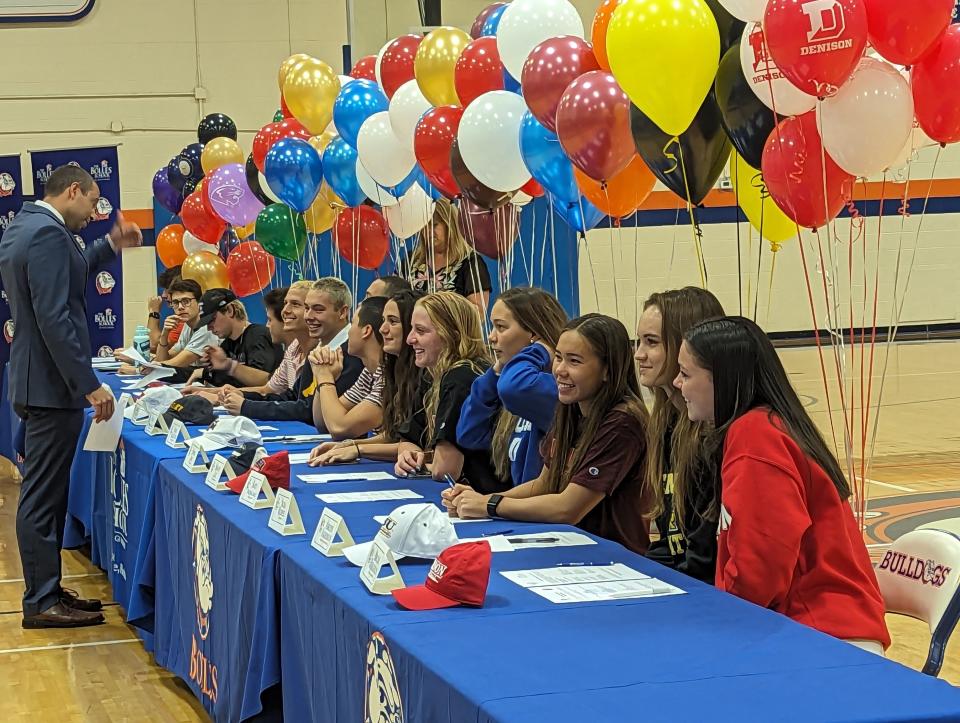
[684,316,850,499]
[642,287,724,526]
[545,314,649,495]
[490,287,568,481]
[380,290,423,441]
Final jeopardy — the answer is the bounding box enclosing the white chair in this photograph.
[876,528,960,676]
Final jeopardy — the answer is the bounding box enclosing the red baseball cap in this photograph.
[226,450,290,494]
[391,541,492,610]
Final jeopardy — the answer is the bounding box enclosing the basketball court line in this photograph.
[867,479,916,493]
[0,572,100,585]
[0,638,139,655]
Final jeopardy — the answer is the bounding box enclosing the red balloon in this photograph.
[379,35,422,99]
[865,0,953,66]
[761,111,854,230]
[471,2,507,39]
[555,71,634,182]
[520,177,544,198]
[226,241,276,297]
[252,118,311,172]
[454,37,507,107]
[280,94,293,119]
[763,0,868,98]
[334,206,389,270]
[181,189,227,244]
[457,197,520,259]
[913,25,960,144]
[350,54,378,81]
[414,106,465,199]
[522,36,600,133]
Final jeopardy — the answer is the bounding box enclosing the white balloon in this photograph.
[496,0,583,79]
[375,41,390,90]
[338,74,356,89]
[740,23,816,116]
[511,191,533,207]
[458,91,531,193]
[889,121,936,171]
[384,183,434,238]
[356,111,416,187]
[820,57,914,177]
[182,230,216,255]
[389,79,433,151]
[356,161,400,206]
[720,0,768,21]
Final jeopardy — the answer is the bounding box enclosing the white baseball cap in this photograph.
[139,386,181,414]
[344,503,459,567]
[191,415,262,452]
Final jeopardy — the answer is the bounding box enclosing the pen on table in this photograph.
[508,537,559,544]
[555,561,615,567]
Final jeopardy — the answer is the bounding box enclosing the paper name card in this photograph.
[311,508,355,556]
[129,398,149,425]
[239,471,275,510]
[286,452,313,465]
[315,489,423,504]
[268,488,305,536]
[164,419,190,449]
[204,454,235,491]
[117,392,132,410]
[183,441,210,474]
[144,410,168,436]
[359,537,405,595]
[298,471,396,484]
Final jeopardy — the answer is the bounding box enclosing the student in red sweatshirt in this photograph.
[675,316,890,652]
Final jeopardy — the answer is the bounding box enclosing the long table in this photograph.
[61,373,960,722]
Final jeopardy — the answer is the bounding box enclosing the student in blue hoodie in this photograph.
[457,287,567,487]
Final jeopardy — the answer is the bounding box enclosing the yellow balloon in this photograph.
[414,26,471,106]
[182,251,229,292]
[730,153,797,247]
[201,137,244,174]
[278,52,311,90]
[282,58,341,135]
[308,130,338,156]
[304,185,337,235]
[235,220,256,240]
[607,0,719,137]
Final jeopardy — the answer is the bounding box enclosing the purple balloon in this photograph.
[206,162,264,226]
[152,167,182,214]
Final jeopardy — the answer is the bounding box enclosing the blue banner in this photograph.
[0,155,23,367]
[31,146,123,355]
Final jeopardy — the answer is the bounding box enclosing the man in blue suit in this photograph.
[0,164,141,628]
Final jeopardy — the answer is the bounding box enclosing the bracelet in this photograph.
[317,381,335,388]
[352,440,361,458]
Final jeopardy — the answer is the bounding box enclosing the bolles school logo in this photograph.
[0,211,14,233]
[35,163,55,185]
[3,319,14,343]
[96,271,116,295]
[97,345,114,357]
[364,632,404,723]
[95,308,117,330]
[0,172,15,197]
[879,550,953,588]
[89,159,114,181]
[190,504,219,703]
[93,196,112,221]
[208,182,244,208]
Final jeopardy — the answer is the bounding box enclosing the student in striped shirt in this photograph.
[310,295,386,438]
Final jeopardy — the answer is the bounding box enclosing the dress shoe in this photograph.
[22,602,105,629]
[60,587,103,612]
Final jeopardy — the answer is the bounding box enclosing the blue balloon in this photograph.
[553,194,606,233]
[416,169,444,200]
[264,138,324,213]
[519,112,579,206]
[503,69,522,94]
[333,79,389,148]
[382,166,419,199]
[479,3,507,36]
[322,137,366,207]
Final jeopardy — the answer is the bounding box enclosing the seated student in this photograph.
[148,265,182,354]
[364,274,410,300]
[444,314,652,554]
[393,291,507,493]
[310,295,386,438]
[309,289,423,464]
[457,287,567,487]
[137,278,218,381]
[186,288,279,388]
[226,277,362,422]
[676,316,890,651]
[636,287,724,583]
[262,286,288,348]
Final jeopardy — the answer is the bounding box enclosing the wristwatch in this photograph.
[148,312,160,320]
[487,494,504,519]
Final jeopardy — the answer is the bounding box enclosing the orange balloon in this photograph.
[156,223,187,268]
[574,154,655,218]
[591,0,622,71]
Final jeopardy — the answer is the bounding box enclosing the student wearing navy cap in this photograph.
[194,288,278,388]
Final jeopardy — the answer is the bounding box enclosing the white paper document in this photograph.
[299,471,396,484]
[116,345,148,365]
[132,366,176,389]
[460,535,515,552]
[83,389,128,452]
[287,452,313,465]
[315,489,423,504]
[500,563,684,603]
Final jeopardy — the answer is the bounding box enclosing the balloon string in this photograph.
[733,158,743,316]
[765,246,777,325]
[676,140,706,288]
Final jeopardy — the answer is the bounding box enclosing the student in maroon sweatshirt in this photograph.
[675,316,890,653]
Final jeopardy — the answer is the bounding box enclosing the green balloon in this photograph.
[273,108,284,123]
[256,203,307,262]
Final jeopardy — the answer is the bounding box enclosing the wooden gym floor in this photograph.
[0,339,957,721]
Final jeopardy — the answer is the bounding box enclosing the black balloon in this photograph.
[714,45,781,169]
[198,113,238,144]
[166,155,187,193]
[245,153,273,206]
[704,0,746,57]
[631,88,732,206]
[169,143,205,195]
[450,140,515,211]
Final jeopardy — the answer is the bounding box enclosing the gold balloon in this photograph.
[235,220,256,239]
[414,26,471,106]
[278,52,311,90]
[182,250,229,292]
[304,183,342,234]
[308,130,338,156]
[201,137,244,174]
[282,58,341,135]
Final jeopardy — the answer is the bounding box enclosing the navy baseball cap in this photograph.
[198,288,238,327]
[163,395,215,426]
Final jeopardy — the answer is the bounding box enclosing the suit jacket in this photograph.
[0,202,115,409]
